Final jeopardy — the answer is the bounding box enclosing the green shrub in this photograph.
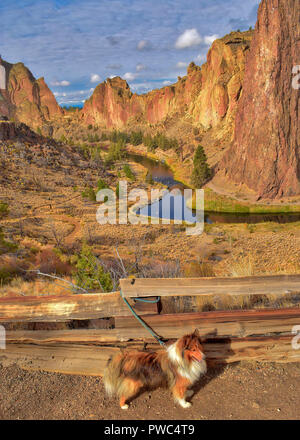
[109,130,129,144]
[130,131,143,146]
[87,133,100,143]
[0,227,18,255]
[81,187,96,202]
[97,178,109,191]
[123,164,135,180]
[0,267,17,285]
[59,134,67,143]
[143,133,179,152]
[0,202,9,218]
[73,244,113,291]
[97,179,110,202]
[106,139,127,163]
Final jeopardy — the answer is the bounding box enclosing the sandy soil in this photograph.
[0,362,300,420]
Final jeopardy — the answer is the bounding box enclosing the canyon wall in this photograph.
[220,0,300,198]
[81,31,253,139]
[0,59,62,127]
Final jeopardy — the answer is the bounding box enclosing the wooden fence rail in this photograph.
[120,275,300,297]
[0,292,156,322]
[0,275,300,376]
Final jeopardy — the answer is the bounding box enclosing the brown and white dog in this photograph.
[103,329,207,409]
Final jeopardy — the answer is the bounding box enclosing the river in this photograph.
[127,152,300,224]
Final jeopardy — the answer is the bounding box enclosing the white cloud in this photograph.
[204,34,219,45]
[54,88,94,104]
[136,63,146,72]
[163,80,172,86]
[137,40,151,50]
[175,29,202,49]
[176,61,188,68]
[51,80,70,86]
[0,0,258,99]
[123,72,137,81]
[90,73,101,83]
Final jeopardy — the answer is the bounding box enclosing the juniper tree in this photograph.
[73,244,113,292]
[191,145,211,187]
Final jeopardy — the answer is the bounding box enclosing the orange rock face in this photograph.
[1,60,62,127]
[82,32,252,136]
[190,33,252,131]
[82,77,143,128]
[220,0,300,198]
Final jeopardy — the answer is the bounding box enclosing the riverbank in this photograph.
[125,144,300,215]
[188,188,300,215]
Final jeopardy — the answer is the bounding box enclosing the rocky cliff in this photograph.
[81,31,253,139]
[220,0,300,199]
[0,59,62,128]
[0,120,45,142]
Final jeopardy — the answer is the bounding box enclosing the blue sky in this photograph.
[0,0,259,106]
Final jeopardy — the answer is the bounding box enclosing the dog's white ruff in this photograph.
[167,342,207,383]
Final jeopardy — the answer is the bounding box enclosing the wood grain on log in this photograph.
[120,275,300,298]
[0,293,157,323]
[1,335,299,377]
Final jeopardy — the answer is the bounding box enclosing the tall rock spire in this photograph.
[220,0,300,198]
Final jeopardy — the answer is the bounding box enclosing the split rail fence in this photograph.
[0,274,300,376]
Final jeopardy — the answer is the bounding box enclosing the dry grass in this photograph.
[184,261,215,277]
[229,255,255,277]
[34,249,73,276]
[162,290,300,314]
[0,277,76,298]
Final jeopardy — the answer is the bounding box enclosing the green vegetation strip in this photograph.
[200,189,300,214]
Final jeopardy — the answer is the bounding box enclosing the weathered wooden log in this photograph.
[5,307,300,343]
[1,335,299,377]
[120,275,300,298]
[115,308,300,339]
[0,293,157,323]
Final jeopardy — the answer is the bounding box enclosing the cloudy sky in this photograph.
[0,0,259,106]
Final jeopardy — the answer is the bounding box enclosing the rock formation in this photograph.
[220,0,300,198]
[0,121,45,142]
[0,58,62,128]
[82,31,253,139]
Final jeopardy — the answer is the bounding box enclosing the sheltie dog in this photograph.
[103,329,207,409]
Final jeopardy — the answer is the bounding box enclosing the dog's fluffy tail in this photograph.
[103,353,123,397]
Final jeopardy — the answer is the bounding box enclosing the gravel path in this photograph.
[1,362,300,420]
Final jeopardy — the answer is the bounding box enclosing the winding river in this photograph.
[128,152,300,225]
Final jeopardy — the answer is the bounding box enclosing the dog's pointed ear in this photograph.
[193,328,200,337]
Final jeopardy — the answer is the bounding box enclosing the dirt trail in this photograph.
[1,362,300,420]
[1,212,82,246]
[57,214,81,245]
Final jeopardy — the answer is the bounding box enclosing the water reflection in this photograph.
[129,152,300,224]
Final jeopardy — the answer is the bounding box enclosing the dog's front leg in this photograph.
[120,396,129,410]
[172,378,192,408]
